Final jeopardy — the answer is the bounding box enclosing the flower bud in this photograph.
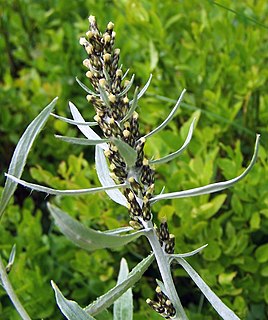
[79,37,88,46]
[83,59,91,68]
[88,15,96,24]
[107,21,114,30]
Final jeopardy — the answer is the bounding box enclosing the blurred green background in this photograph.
[0,0,268,319]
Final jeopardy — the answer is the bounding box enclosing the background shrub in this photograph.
[0,1,267,319]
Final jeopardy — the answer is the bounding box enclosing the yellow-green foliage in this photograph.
[1,1,267,319]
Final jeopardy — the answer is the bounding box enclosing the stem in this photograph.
[0,256,32,320]
[145,222,188,320]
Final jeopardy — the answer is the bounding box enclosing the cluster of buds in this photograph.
[80,16,155,229]
[156,220,176,254]
[79,15,179,319]
[146,286,176,319]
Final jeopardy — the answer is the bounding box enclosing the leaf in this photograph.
[50,113,97,126]
[173,258,240,320]
[51,281,96,320]
[69,101,108,150]
[169,244,208,260]
[0,257,31,320]
[122,68,130,80]
[98,83,110,108]
[143,89,186,139]
[95,146,128,207]
[136,74,152,100]
[121,87,139,123]
[55,135,109,146]
[76,77,98,96]
[113,258,133,320]
[103,226,134,235]
[85,253,154,316]
[150,117,196,165]
[151,134,260,203]
[149,40,158,71]
[111,138,137,168]
[255,243,268,263]
[6,244,16,273]
[118,74,135,97]
[5,174,127,196]
[0,97,58,219]
[48,204,148,251]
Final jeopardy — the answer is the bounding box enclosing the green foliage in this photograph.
[1,0,268,319]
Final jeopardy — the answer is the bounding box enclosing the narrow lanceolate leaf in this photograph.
[85,253,154,316]
[122,68,129,80]
[150,118,196,165]
[6,244,17,273]
[0,257,31,320]
[69,101,108,150]
[98,84,110,108]
[151,134,260,203]
[136,73,152,100]
[5,174,127,196]
[103,226,134,235]
[0,97,58,219]
[95,146,128,207]
[169,244,208,261]
[174,258,240,320]
[121,87,139,124]
[143,89,186,139]
[76,77,98,96]
[50,113,97,126]
[51,281,96,320]
[111,138,137,168]
[113,258,133,320]
[118,74,135,97]
[48,204,148,251]
[55,135,109,146]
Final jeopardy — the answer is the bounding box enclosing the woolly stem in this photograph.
[145,221,188,320]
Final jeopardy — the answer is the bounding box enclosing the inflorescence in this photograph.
[80,15,176,318]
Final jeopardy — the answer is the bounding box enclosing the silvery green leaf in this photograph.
[122,68,129,80]
[0,97,58,219]
[174,258,240,320]
[151,134,260,203]
[50,113,97,126]
[111,138,137,168]
[69,102,108,150]
[85,253,154,316]
[113,258,133,320]
[6,244,16,273]
[103,67,111,84]
[155,279,167,296]
[48,204,148,251]
[136,74,152,100]
[76,77,98,96]
[55,135,109,146]
[169,244,207,260]
[5,174,127,196]
[150,118,196,165]
[0,257,31,320]
[103,227,134,235]
[121,87,139,124]
[95,146,128,207]
[118,74,135,97]
[143,89,186,139]
[51,281,96,320]
[98,84,110,108]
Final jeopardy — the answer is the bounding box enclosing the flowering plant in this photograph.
[0,16,260,320]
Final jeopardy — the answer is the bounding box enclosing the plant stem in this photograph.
[145,221,188,320]
[0,256,32,320]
